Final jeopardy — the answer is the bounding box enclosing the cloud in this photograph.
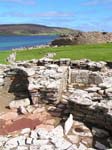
[82,0,112,6]
[0,0,36,5]
[0,11,75,29]
[0,11,75,18]
[32,11,75,17]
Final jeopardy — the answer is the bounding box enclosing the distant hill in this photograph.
[0,24,77,35]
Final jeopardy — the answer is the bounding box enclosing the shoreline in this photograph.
[0,44,51,52]
[12,44,51,51]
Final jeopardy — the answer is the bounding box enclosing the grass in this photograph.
[0,43,112,64]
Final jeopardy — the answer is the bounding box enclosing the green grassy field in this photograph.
[0,43,112,64]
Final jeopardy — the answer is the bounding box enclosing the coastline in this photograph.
[12,44,51,51]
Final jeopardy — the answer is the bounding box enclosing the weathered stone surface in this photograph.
[26,137,32,145]
[107,137,112,148]
[99,78,112,89]
[51,136,72,149]
[105,87,112,94]
[92,127,109,138]
[0,78,4,86]
[21,128,31,135]
[47,106,57,112]
[64,114,74,135]
[17,135,26,145]
[9,98,30,109]
[30,130,38,139]
[24,68,35,76]
[72,121,92,138]
[69,89,92,106]
[67,135,80,145]
[89,92,103,101]
[39,144,55,150]
[49,125,64,137]
[85,86,101,92]
[81,136,93,147]
[5,137,18,149]
[32,139,49,146]
[88,72,103,85]
[78,143,88,150]
[0,136,8,145]
[26,105,35,113]
[71,70,89,84]
[36,128,49,139]
[95,141,107,150]
[19,106,28,115]
[67,144,78,150]
[30,145,40,150]
[87,148,96,150]
[17,146,28,150]
[88,61,106,71]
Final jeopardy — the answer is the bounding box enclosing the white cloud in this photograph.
[0,11,75,18]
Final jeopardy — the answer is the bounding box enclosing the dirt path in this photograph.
[0,88,14,112]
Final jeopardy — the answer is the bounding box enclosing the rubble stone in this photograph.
[49,125,64,137]
[92,127,109,138]
[51,136,72,149]
[95,141,107,150]
[9,98,30,109]
[64,114,74,135]
[5,137,18,149]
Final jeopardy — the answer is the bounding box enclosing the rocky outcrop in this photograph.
[51,32,112,46]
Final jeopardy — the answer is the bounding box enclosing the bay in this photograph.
[0,35,58,51]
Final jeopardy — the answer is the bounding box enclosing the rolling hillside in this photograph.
[0,24,77,35]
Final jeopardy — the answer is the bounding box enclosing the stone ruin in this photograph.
[0,58,112,149]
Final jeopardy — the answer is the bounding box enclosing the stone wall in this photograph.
[69,98,112,133]
[4,68,30,100]
[28,65,68,104]
[71,70,103,85]
[0,58,112,134]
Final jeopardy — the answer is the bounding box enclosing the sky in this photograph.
[0,0,112,31]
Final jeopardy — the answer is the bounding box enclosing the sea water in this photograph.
[0,35,58,51]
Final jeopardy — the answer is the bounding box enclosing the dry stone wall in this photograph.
[28,65,68,104]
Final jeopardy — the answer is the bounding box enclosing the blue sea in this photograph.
[0,35,58,51]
